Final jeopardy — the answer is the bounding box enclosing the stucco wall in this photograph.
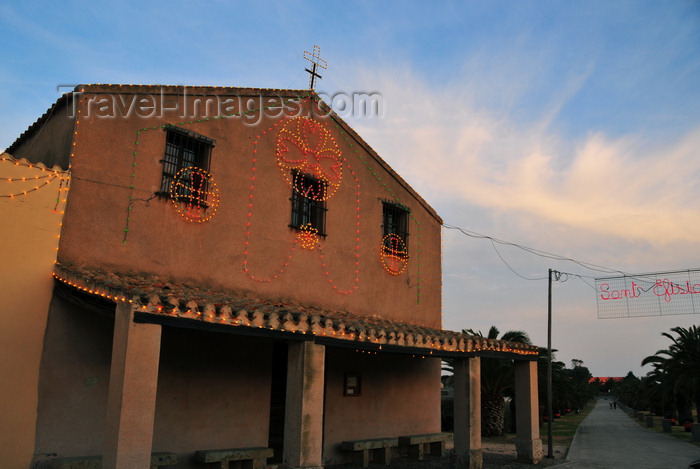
[11,87,445,467]
[34,292,114,462]
[322,348,442,464]
[56,87,442,329]
[33,293,274,468]
[8,98,75,170]
[153,328,273,460]
[0,155,66,469]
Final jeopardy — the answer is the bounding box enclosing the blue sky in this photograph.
[2,1,699,376]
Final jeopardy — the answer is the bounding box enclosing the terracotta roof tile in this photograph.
[53,262,539,358]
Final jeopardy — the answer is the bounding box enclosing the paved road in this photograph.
[555,399,700,469]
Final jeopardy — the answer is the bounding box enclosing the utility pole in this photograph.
[547,268,554,458]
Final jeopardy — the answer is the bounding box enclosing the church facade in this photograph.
[1,84,541,469]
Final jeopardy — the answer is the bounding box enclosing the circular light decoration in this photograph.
[297,223,319,250]
[276,117,343,201]
[380,233,408,275]
[169,166,220,222]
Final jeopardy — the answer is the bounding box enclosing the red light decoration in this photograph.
[122,94,312,243]
[169,166,220,222]
[107,92,430,302]
[297,223,319,249]
[326,117,424,301]
[276,117,343,201]
[243,100,360,295]
[380,234,409,275]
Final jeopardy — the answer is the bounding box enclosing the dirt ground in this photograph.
[480,442,568,468]
[326,442,569,469]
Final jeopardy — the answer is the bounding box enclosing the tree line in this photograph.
[442,324,700,436]
[609,325,700,425]
[442,325,598,436]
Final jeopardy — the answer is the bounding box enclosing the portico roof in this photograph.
[53,262,540,360]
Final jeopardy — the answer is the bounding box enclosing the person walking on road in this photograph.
[558,398,700,468]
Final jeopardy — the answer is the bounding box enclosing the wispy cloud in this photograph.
[346,67,700,247]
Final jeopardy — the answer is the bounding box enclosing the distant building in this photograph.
[590,377,624,384]
[1,84,542,469]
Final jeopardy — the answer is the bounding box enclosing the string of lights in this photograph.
[244,102,361,296]
[327,111,425,303]
[0,156,69,198]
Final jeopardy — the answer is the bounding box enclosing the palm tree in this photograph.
[641,325,700,423]
[641,362,676,418]
[565,359,596,412]
[465,326,532,437]
[614,371,644,409]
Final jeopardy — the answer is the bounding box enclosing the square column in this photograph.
[514,360,542,464]
[103,302,162,469]
[453,357,482,469]
[283,341,325,469]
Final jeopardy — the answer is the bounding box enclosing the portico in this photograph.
[4,85,543,469]
[52,263,541,469]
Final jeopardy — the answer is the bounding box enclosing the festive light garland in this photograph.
[67,89,425,302]
[1,155,70,264]
[297,223,319,249]
[326,112,424,303]
[4,173,56,181]
[276,117,343,201]
[122,94,313,244]
[244,103,361,295]
[0,156,69,199]
[380,233,409,275]
[168,166,220,222]
[51,265,539,357]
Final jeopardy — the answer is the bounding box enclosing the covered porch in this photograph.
[44,263,542,469]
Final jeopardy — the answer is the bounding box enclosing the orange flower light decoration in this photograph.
[169,166,220,222]
[276,117,343,201]
[380,233,409,275]
[297,223,319,250]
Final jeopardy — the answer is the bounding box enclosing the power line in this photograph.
[442,223,628,282]
[490,239,548,281]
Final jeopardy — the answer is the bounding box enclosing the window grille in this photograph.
[382,201,410,256]
[290,171,327,235]
[159,125,214,205]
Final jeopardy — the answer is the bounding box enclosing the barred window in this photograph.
[382,201,409,257]
[290,171,327,235]
[159,125,214,205]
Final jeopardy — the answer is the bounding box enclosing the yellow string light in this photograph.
[169,166,220,222]
[297,223,319,249]
[243,99,360,295]
[380,233,409,275]
[276,117,343,201]
[0,156,69,198]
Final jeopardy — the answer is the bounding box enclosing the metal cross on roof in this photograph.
[303,45,327,90]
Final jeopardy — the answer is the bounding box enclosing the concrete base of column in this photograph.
[515,438,543,464]
[284,464,325,469]
[662,419,673,432]
[692,423,700,442]
[455,449,483,469]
